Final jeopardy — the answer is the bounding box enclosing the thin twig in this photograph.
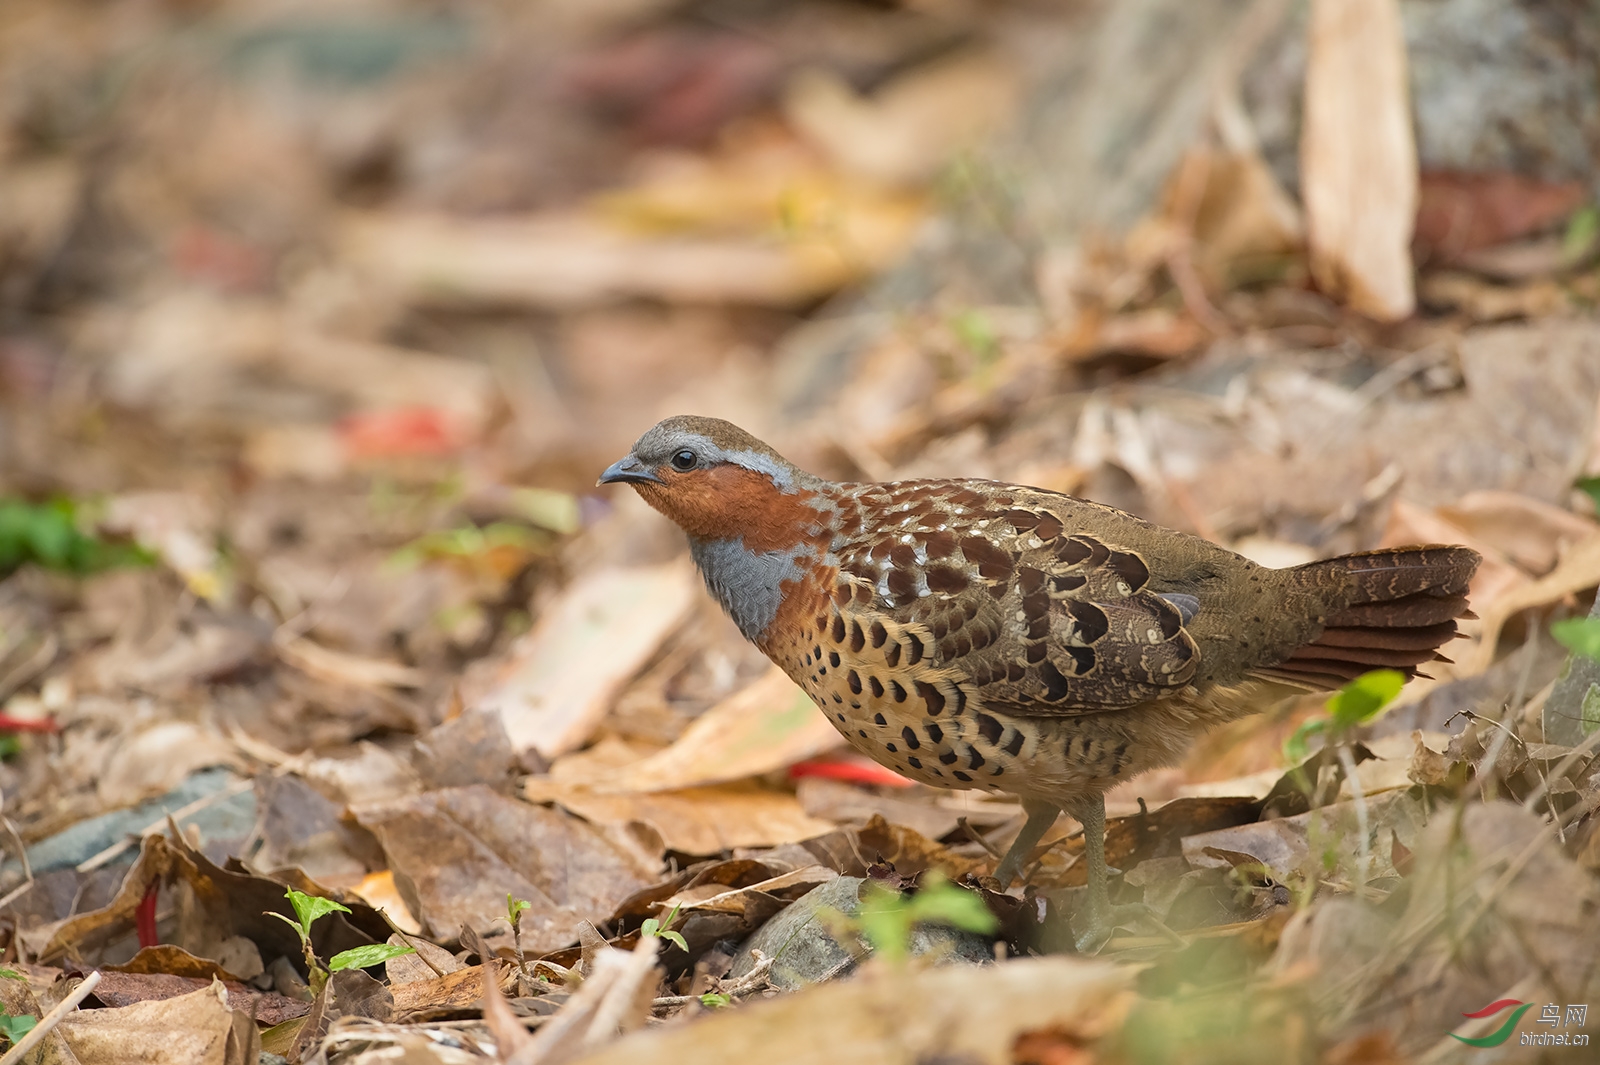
[956,817,1002,860]
[653,950,773,1008]
[0,969,101,1065]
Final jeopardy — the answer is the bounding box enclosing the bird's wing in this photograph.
[829,483,1201,717]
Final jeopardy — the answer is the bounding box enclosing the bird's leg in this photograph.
[1066,794,1173,953]
[992,799,1062,887]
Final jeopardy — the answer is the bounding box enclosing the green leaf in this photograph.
[507,895,530,922]
[699,992,731,1008]
[1326,669,1406,728]
[1563,204,1599,263]
[640,918,660,937]
[285,888,350,936]
[0,1013,36,1044]
[0,969,22,981]
[950,309,999,365]
[658,931,689,952]
[1577,476,1600,513]
[329,943,416,973]
[1552,616,1600,662]
[904,877,999,936]
[854,873,997,964]
[1283,717,1329,765]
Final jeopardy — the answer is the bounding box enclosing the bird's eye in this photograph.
[671,449,697,471]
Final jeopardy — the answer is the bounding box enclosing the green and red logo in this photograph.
[1450,999,1533,1047]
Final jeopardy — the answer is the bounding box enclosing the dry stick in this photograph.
[0,970,101,1065]
[956,817,1003,860]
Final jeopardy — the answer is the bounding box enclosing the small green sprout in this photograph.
[0,1012,36,1047]
[1552,616,1600,661]
[699,992,732,1008]
[641,902,688,952]
[853,871,998,965]
[268,888,414,994]
[1283,669,1406,764]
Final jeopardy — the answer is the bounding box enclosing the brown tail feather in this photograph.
[1261,544,1480,689]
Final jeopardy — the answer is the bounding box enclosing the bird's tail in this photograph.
[1253,544,1481,689]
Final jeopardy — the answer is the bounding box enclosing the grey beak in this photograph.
[597,454,665,487]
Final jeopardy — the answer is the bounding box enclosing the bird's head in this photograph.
[597,416,827,548]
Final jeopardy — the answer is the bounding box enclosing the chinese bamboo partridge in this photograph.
[599,416,1480,948]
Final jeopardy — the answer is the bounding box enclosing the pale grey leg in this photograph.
[992,798,1061,887]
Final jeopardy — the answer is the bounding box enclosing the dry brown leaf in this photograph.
[1161,148,1304,292]
[518,938,661,1064]
[353,785,658,950]
[1414,171,1590,263]
[275,635,427,690]
[469,561,699,759]
[566,954,1132,1065]
[56,982,251,1065]
[1466,532,1600,673]
[1437,490,1597,575]
[606,666,843,793]
[782,50,1019,186]
[339,205,920,310]
[524,778,835,855]
[1301,0,1417,320]
[390,963,513,1022]
[1417,271,1573,322]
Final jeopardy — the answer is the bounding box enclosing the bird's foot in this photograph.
[1071,900,1178,954]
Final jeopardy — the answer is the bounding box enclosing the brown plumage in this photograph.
[599,415,1480,948]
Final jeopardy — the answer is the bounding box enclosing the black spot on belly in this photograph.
[901,726,920,749]
[831,615,847,643]
[869,676,884,698]
[814,645,823,661]
[953,770,973,782]
[1004,731,1025,756]
[833,694,843,704]
[1064,645,1095,676]
[976,713,1002,744]
[990,765,1004,776]
[870,621,888,647]
[849,620,866,652]
[828,651,840,668]
[847,670,862,694]
[905,634,925,665]
[907,756,922,770]
[916,681,946,716]
[925,723,944,744]
[873,713,886,726]
[885,643,902,668]
[889,681,907,702]
[939,751,958,765]
[836,713,845,722]
[968,747,985,769]
[858,730,868,738]
[886,743,898,753]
